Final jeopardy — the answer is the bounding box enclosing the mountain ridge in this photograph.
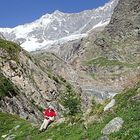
[0,0,118,51]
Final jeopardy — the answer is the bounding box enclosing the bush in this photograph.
[60,84,81,116]
[52,76,60,83]
[0,73,18,97]
[0,39,21,63]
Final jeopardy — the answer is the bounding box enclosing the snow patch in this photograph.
[0,28,12,33]
[21,34,87,52]
[88,20,109,33]
[53,27,57,30]
[92,21,109,29]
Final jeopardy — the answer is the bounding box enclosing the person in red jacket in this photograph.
[39,105,57,132]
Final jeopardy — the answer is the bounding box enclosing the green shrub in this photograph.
[59,76,67,83]
[0,39,21,63]
[52,76,60,83]
[90,98,104,116]
[60,83,81,116]
[0,73,18,97]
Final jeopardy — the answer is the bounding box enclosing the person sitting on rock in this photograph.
[39,105,57,132]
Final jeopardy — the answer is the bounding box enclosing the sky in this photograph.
[0,0,110,28]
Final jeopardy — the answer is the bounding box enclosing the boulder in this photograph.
[99,136,109,140]
[102,117,124,135]
[104,99,115,111]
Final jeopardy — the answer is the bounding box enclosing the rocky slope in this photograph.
[0,39,81,123]
[33,0,140,107]
[0,81,140,140]
[104,0,140,40]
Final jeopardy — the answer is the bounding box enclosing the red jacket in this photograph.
[43,108,56,119]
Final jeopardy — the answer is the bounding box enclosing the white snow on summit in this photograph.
[22,34,87,52]
[0,0,118,52]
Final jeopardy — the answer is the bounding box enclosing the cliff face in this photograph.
[0,72,43,123]
[104,0,140,39]
[0,39,81,123]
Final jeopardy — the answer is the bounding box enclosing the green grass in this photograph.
[87,82,140,140]
[83,57,139,68]
[109,82,140,140]
[0,39,21,63]
[1,82,140,140]
[0,112,38,140]
[0,112,86,140]
[59,83,81,116]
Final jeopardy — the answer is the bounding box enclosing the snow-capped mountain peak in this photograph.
[53,10,64,15]
[0,0,118,51]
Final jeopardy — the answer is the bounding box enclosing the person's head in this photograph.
[49,105,55,111]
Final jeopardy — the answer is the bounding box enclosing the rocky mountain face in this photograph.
[33,0,140,105]
[0,0,120,124]
[87,0,140,86]
[98,0,140,64]
[0,39,81,123]
[104,0,140,39]
[0,0,118,51]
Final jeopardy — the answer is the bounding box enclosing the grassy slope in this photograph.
[0,39,139,139]
[83,57,139,68]
[0,39,21,63]
[82,56,140,80]
[0,82,139,140]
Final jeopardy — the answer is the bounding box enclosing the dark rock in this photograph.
[94,38,109,49]
[104,0,140,39]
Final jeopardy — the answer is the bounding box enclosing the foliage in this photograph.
[60,83,81,116]
[109,82,140,139]
[84,57,139,68]
[58,76,67,83]
[0,39,21,63]
[0,82,139,140]
[89,82,140,140]
[81,82,140,140]
[0,73,18,98]
[52,76,60,83]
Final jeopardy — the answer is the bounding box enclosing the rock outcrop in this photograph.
[104,0,140,40]
[102,117,124,135]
